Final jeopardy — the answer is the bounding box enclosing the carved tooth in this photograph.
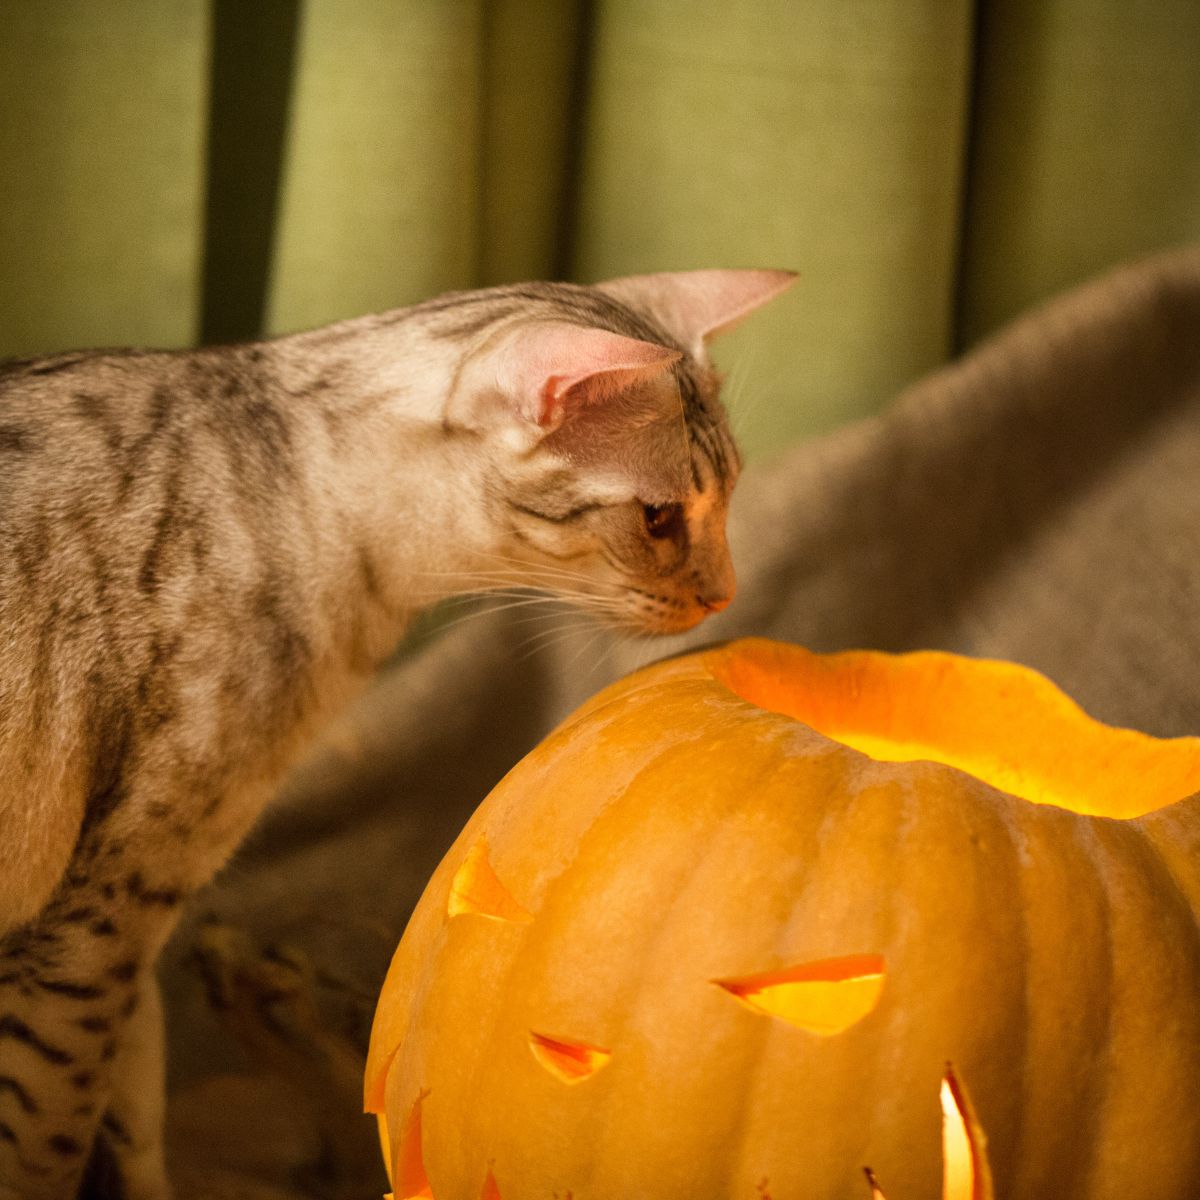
[394,1093,434,1200]
[941,1066,994,1200]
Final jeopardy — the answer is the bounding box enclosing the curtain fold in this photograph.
[0,0,207,353]
[476,0,586,285]
[201,0,301,345]
[264,0,485,335]
[957,0,1200,346]
[1,0,1197,458]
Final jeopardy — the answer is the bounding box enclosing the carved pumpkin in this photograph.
[366,639,1200,1200]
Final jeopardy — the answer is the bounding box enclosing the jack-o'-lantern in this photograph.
[366,639,1200,1199]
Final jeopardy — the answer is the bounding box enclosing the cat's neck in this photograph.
[259,314,504,668]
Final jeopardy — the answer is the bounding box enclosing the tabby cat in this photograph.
[0,267,794,1198]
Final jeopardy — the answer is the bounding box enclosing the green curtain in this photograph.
[2,0,1197,460]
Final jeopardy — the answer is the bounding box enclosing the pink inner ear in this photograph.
[501,323,681,430]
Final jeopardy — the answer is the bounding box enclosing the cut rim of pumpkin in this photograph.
[529,1032,612,1083]
[705,639,1200,819]
[447,837,533,923]
[714,954,885,1034]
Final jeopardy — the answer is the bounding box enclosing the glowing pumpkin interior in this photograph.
[372,640,1200,1200]
[705,641,1200,818]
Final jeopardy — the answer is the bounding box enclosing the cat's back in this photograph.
[0,340,324,721]
[0,347,242,689]
[1,347,177,472]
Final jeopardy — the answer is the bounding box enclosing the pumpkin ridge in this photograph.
[714,767,908,1193]
[990,799,1036,1196]
[1082,816,1200,1192]
[1130,791,1200,913]
[1071,822,1121,1199]
[581,738,793,1197]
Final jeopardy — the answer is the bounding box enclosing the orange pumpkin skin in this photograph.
[366,639,1200,1200]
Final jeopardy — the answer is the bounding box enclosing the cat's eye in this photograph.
[642,502,684,539]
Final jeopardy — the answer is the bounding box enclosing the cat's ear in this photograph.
[490,322,681,434]
[596,268,797,358]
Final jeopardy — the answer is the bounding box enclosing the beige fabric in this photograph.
[161,246,1200,1196]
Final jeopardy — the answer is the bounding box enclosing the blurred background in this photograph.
[1,0,1198,461]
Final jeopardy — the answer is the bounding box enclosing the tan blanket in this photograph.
[158,246,1200,1198]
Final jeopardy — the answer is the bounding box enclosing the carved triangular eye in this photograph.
[447,837,532,923]
[394,1093,434,1200]
[528,1031,612,1083]
[713,953,886,1034]
[479,1169,503,1199]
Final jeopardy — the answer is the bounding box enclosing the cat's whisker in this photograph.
[558,622,614,679]
[479,560,637,596]
[730,357,795,445]
[722,344,762,441]
[413,572,622,602]
[510,627,576,655]
[420,593,626,641]
[408,585,628,615]
[581,633,620,690]
[418,567,591,587]
[512,618,599,665]
[430,586,632,644]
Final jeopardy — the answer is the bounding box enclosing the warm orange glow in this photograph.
[715,954,886,1034]
[941,1067,993,1200]
[394,1094,434,1200]
[447,837,533,923]
[831,730,1080,810]
[864,1166,886,1198]
[479,1170,502,1199]
[941,1077,973,1200]
[378,1110,392,1187]
[706,640,1200,818]
[529,1032,612,1083]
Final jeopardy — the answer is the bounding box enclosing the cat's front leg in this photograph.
[0,891,178,1200]
[91,977,170,1200]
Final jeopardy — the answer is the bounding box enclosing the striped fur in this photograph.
[0,270,790,1198]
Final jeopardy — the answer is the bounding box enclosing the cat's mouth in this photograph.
[611,595,718,637]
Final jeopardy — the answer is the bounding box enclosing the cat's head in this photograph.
[438,269,795,635]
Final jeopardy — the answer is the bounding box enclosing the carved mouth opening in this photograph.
[705,639,1200,818]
